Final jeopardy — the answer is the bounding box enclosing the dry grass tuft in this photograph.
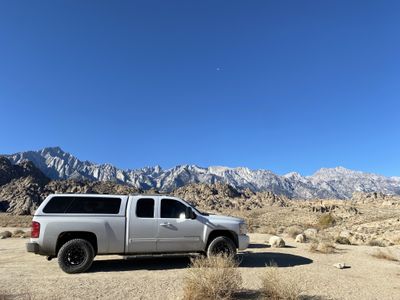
[309,241,336,254]
[260,265,303,300]
[284,226,304,239]
[12,229,26,238]
[183,255,242,300]
[317,214,336,229]
[371,249,399,262]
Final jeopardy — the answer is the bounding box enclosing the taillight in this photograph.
[31,221,40,238]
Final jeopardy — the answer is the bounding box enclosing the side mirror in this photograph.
[185,206,196,219]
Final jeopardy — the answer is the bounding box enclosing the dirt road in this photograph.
[1,233,399,299]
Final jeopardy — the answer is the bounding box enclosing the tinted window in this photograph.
[161,199,187,218]
[136,198,154,218]
[66,197,121,214]
[43,196,74,213]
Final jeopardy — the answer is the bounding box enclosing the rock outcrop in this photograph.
[171,182,289,211]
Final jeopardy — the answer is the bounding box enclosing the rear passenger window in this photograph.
[43,196,73,213]
[136,198,154,218]
[66,197,121,214]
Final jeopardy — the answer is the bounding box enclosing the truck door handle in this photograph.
[160,222,171,227]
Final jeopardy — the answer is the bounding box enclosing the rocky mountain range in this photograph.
[4,147,400,199]
[0,157,288,215]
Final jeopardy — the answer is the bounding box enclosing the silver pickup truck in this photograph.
[26,194,249,273]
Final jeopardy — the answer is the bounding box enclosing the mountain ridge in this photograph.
[4,146,400,199]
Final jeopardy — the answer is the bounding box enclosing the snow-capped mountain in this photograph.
[4,147,400,199]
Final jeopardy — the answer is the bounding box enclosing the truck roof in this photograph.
[49,193,173,197]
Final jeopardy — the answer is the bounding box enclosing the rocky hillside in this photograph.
[5,147,400,199]
[171,182,289,211]
[0,157,143,215]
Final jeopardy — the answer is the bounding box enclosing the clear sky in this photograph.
[0,1,399,176]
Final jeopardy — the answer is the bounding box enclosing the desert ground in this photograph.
[1,231,399,300]
[1,191,400,300]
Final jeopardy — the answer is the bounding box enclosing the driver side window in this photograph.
[161,198,187,219]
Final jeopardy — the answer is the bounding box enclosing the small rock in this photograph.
[295,234,306,243]
[333,263,347,269]
[269,236,286,248]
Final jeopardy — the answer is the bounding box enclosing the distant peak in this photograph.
[314,166,354,174]
[283,172,302,179]
[41,146,65,154]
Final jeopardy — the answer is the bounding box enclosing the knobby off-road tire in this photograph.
[58,238,95,274]
[206,236,237,257]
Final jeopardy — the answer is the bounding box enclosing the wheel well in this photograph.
[56,232,98,255]
[206,230,238,249]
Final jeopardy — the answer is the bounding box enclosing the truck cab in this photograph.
[27,194,249,273]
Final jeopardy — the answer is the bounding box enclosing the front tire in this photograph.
[207,236,237,257]
[58,239,94,274]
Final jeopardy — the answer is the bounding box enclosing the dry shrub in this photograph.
[368,239,386,247]
[0,292,31,300]
[335,236,351,245]
[309,241,336,254]
[371,249,399,262]
[317,214,336,229]
[259,225,277,235]
[0,231,12,239]
[183,255,242,300]
[260,265,302,300]
[12,229,26,238]
[245,217,257,233]
[285,226,303,239]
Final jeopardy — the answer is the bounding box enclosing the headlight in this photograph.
[239,222,247,235]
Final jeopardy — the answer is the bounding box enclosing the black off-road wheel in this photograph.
[58,239,95,274]
[206,236,237,257]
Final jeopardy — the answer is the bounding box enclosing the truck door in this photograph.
[157,198,203,252]
[127,197,158,253]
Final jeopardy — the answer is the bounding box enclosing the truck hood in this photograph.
[206,214,244,224]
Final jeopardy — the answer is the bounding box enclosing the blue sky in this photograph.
[0,1,399,176]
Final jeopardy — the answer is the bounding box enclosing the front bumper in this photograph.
[238,234,250,250]
[26,242,40,254]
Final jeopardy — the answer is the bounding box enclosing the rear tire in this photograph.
[207,236,237,257]
[58,239,94,274]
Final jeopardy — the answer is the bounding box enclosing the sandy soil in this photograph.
[0,232,399,300]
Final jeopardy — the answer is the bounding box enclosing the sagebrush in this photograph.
[260,265,302,300]
[183,255,242,300]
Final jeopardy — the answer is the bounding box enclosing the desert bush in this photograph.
[183,255,242,300]
[259,225,277,235]
[260,265,302,300]
[309,241,336,254]
[317,214,336,229]
[368,239,386,247]
[371,249,399,262]
[335,236,351,245]
[0,292,31,300]
[284,226,303,239]
[0,231,12,239]
[12,229,26,237]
